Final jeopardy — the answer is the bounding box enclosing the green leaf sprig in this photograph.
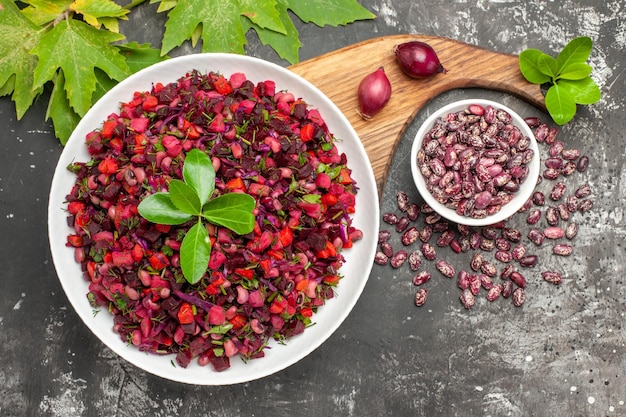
[138,149,256,284]
[519,36,601,125]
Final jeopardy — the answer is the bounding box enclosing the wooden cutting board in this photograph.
[288,34,545,195]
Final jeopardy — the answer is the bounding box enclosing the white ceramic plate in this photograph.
[48,54,379,385]
[410,99,540,226]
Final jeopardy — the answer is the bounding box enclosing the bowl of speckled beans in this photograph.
[410,99,540,227]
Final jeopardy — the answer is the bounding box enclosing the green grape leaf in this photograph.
[519,48,552,85]
[90,42,167,103]
[182,148,215,205]
[149,0,177,13]
[545,83,577,126]
[45,70,81,145]
[242,0,300,64]
[557,62,592,81]
[558,78,601,105]
[161,0,286,55]
[30,18,130,116]
[180,221,211,284]
[284,0,375,27]
[0,0,44,119]
[116,42,169,73]
[138,192,194,225]
[202,193,256,235]
[20,0,72,26]
[556,36,592,71]
[70,0,129,29]
[169,179,202,215]
[97,16,121,33]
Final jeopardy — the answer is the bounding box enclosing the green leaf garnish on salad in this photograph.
[138,148,255,284]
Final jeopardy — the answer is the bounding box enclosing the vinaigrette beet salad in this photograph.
[64,70,362,372]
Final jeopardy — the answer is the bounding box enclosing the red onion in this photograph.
[357,67,392,120]
[394,41,447,78]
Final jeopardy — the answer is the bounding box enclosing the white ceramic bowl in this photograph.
[410,99,540,226]
[48,54,379,385]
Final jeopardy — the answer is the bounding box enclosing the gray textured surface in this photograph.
[1,1,625,416]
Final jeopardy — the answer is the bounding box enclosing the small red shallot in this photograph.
[357,67,392,120]
[395,41,447,78]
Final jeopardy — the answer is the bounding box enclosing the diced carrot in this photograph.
[142,95,158,111]
[101,120,116,138]
[300,123,315,142]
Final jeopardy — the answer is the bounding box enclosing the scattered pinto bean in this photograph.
[396,191,410,212]
[406,203,420,221]
[480,261,497,277]
[566,195,579,213]
[576,155,589,172]
[412,270,431,286]
[532,191,545,206]
[436,259,455,278]
[495,250,513,263]
[408,251,422,270]
[414,288,428,306]
[378,230,392,243]
[511,243,527,260]
[526,208,542,224]
[518,255,538,268]
[421,243,437,260]
[575,183,591,198]
[495,237,511,251]
[543,168,560,180]
[479,273,494,290]
[390,250,408,268]
[561,161,577,177]
[383,212,399,225]
[479,239,495,252]
[553,244,573,256]
[396,217,411,232]
[436,229,455,247]
[459,288,475,309]
[502,280,514,298]
[527,228,545,246]
[557,203,570,221]
[469,275,481,295]
[380,241,394,257]
[457,270,471,289]
[419,225,433,243]
[548,140,564,157]
[562,149,581,160]
[470,252,484,271]
[550,182,567,201]
[565,222,579,240]
[578,199,593,213]
[545,206,559,226]
[545,157,563,169]
[524,117,541,128]
[374,252,389,265]
[509,271,527,288]
[502,227,522,243]
[512,287,526,307]
[486,284,503,301]
[542,271,563,284]
[544,226,564,239]
[401,227,419,245]
[469,232,483,250]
